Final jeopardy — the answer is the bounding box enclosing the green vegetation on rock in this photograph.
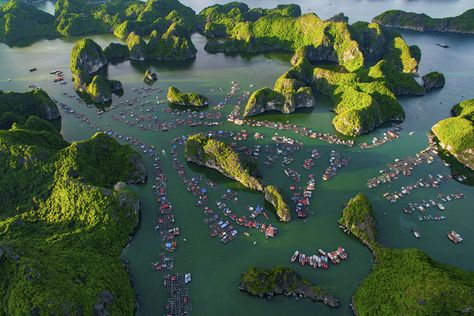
[205,12,364,71]
[313,65,405,136]
[452,99,474,121]
[384,37,419,73]
[239,266,338,307]
[199,2,301,38]
[125,23,197,61]
[184,134,291,221]
[422,71,445,91]
[0,0,201,45]
[373,9,474,34]
[244,58,314,116]
[264,186,291,222]
[86,75,124,104]
[184,133,262,190]
[432,100,474,170]
[167,86,208,107]
[70,38,123,104]
[104,42,130,63]
[70,38,108,85]
[0,0,57,45]
[0,89,60,130]
[367,60,425,95]
[0,91,146,315]
[338,193,376,248]
[340,194,474,315]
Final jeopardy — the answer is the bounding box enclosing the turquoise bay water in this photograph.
[0,1,473,315]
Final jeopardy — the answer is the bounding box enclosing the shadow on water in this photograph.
[129,58,197,72]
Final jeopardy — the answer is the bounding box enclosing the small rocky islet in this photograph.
[239,266,339,308]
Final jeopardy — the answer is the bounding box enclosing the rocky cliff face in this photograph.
[422,71,446,91]
[291,44,338,65]
[244,87,314,117]
[264,186,291,222]
[86,75,123,103]
[71,39,107,85]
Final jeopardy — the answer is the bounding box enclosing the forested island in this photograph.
[340,194,474,315]
[184,133,291,222]
[239,266,339,308]
[167,86,208,107]
[0,89,146,315]
[0,0,200,45]
[373,9,474,34]
[432,99,474,170]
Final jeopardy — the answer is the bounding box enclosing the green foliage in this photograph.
[339,193,376,247]
[432,117,474,169]
[422,71,445,91]
[85,75,123,103]
[373,9,474,33]
[17,115,58,134]
[0,93,145,314]
[184,133,263,191]
[125,23,197,61]
[1,0,199,43]
[104,42,130,63]
[264,185,291,222]
[244,58,314,117]
[0,0,57,45]
[367,60,425,95]
[205,12,364,71]
[199,3,301,38]
[167,86,208,107]
[240,266,326,297]
[452,99,474,121]
[70,38,107,83]
[354,247,474,315]
[384,37,419,73]
[55,12,109,37]
[0,89,60,127]
[313,66,405,136]
[349,22,387,62]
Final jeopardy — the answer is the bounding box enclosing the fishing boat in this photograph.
[447,231,463,244]
[412,229,421,239]
[291,250,300,263]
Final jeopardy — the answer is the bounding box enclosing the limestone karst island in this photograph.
[0,0,473,315]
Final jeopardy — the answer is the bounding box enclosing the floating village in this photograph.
[23,63,468,315]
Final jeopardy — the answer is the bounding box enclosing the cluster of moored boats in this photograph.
[322,150,350,181]
[290,247,348,269]
[49,69,66,84]
[383,174,450,203]
[403,193,464,214]
[170,131,281,244]
[367,135,439,188]
[359,124,401,149]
